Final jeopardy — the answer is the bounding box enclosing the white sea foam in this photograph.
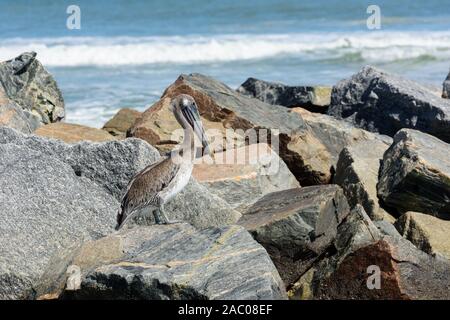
[1,31,449,67]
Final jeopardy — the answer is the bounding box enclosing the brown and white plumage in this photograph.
[116,156,180,228]
[116,94,210,230]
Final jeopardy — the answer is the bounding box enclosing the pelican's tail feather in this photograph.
[115,204,130,230]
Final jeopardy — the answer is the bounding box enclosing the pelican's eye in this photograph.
[181,98,190,108]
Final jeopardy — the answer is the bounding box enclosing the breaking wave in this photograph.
[1,31,450,67]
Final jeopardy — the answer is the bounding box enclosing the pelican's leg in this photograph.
[154,204,182,224]
[152,208,163,224]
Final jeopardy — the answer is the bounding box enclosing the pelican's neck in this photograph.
[173,127,195,162]
[182,127,194,151]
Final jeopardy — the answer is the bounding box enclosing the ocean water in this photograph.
[1,0,449,127]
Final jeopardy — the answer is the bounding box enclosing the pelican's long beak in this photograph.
[182,104,211,156]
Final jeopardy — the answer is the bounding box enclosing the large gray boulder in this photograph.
[238,185,350,287]
[237,77,331,113]
[0,127,239,299]
[53,224,287,300]
[193,144,300,212]
[309,206,450,300]
[157,179,241,229]
[0,138,127,299]
[443,70,450,99]
[294,108,392,176]
[334,138,392,220]
[0,52,65,130]
[0,126,159,200]
[328,66,450,143]
[0,98,41,133]
[377,129,450,218]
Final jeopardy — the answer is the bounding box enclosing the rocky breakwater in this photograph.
[2,51,450,300]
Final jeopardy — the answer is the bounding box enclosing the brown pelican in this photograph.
[116,94,210,230]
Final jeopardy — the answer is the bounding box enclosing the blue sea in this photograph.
[1,0,450,127]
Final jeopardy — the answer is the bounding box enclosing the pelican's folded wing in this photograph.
[117,156,180,225]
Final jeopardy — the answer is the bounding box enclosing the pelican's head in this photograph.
[170,94,211,156]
